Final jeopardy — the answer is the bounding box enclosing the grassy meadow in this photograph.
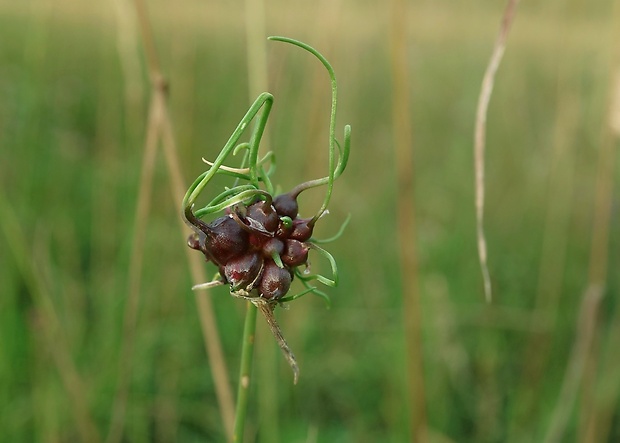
[1,0,619,441]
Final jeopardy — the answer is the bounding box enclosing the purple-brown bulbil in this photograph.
[261,237,285,259]
[273,193,299,219]
[196,215,249,266]
[289,218,314,242]
[281,239,309,267]
[259,260,293,300]
[246,200,279,234]
[225,252,263,291]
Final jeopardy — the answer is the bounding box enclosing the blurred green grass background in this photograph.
[1,0,619,442]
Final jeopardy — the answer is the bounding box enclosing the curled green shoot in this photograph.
[310,213,351,244]
[300,243,339,287]
[288,126,351,199]
[182,92,274,225]
[278,285,319,304]
[205,185,258,207]
[268,36,351,223]
[286,276,332,307]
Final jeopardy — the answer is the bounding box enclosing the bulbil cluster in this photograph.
[186,191,314,302]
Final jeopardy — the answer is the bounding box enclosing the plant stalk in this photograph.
[232,302,259,443]
[473,0,520,302]
[107,0,236,440]
[388,0,427,440]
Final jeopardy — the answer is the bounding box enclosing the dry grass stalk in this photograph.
[542,285,603,443]
[106,0,235,441]
[577,63,620,443]
[474,0,520,302]
[111,0,144,144]
[244,0,268,106]
[388,0,427,440]
[551,10,620,437]
[106,76,163,443]
[160,89,237,441]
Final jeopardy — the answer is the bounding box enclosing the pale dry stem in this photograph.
[388,0,427,440]
[106,0,235,440]
[543,284,603,443]
[254,299,299,384]
[577,58,620,441]
[106,81,163,443]
[474,0,520,303]
[159,100,237,439]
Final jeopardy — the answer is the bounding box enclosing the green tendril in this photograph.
[296,243,339,287]
[268,36,351,222]
[311,213,351,244]
[279,285,319,304]
[288,274,332,307]
[287,127,350,198]
[182,92,274,216]
[205,185,258,208]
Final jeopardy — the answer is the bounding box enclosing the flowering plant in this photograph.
[182,36,350,383]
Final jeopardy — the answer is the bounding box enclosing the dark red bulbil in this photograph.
[246,201,279,233]
[261,237,285,259]
[188,215,249,266]
[281,239,309,267]
[259,260,293,300]
[289,218,314,242]
[273,193,298,219]
[224,252,263,291]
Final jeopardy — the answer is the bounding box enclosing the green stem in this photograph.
[232,302,258,443]
[248,96,273,187]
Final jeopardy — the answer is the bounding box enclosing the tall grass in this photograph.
[1,0,619,441]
